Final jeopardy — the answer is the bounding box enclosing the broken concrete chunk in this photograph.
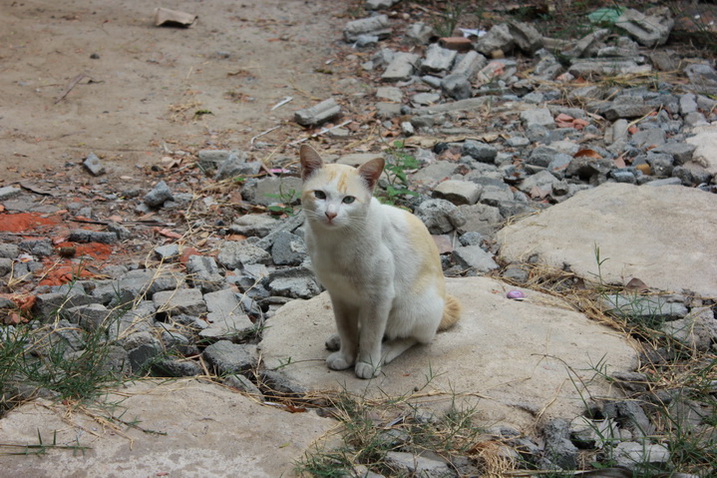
[218,241,272,270]
[293,98,341,127]
[564,28,610,58]
[507,21,543,54]
[154,7,197,28]
[614,7,674,47]
[215,151,261,181]
[0,186,21,201]
[420,43,457,73]
[197,149,235,172]
[441,50,486,100]
[414,198,467,234]
[381,52,420,82]
[365,0,401,10]
[186,255,225,293]
[600,97,655,121]
[375,86,403,102]
[685,63,717,96]
[451,50,487,78]
[520,108,555,129]
[67,229,118,244]
[153,288,207,316]
[343,15,391,42]
[144,180,174,208]
[569,58,652,77]
[405,22,434,45]
[453,245,499,272]
[83,153,106,176]
[441,74,471,100]
[433,180,481,205]
[474,23,514,56]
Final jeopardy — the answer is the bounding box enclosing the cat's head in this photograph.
[299,145,384,229]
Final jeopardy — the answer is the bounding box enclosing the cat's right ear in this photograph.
[357,157,385,191]
[299,145,323,180]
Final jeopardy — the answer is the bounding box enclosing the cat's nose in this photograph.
[325,211,337,221]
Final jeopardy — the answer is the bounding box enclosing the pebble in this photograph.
[506,290,526,300]
[83,152,106,176]
[144,180,174,208]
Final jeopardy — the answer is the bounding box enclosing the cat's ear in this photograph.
[299,145,323,180]
[357,157,385,190]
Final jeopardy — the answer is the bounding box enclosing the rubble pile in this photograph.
[1,1,717,476]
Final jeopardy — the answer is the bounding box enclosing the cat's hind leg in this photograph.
[381,337,418,365]
[325,334,340,351]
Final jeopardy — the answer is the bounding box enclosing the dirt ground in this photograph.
[0,0,348,182]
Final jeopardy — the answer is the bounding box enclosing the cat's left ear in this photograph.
[299,145,323,180]
[357,157,385,190]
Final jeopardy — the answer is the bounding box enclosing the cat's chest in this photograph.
[306,230,390,282]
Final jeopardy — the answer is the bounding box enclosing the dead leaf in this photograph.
[613,156,626,168]
[180,247,199,264]
[155,228,183,240]
[529,185,550,199]
[285,404,307,413]
[574,149,602,159]
[625,278,649,292]
[5,312,24,325]
[572,118,589,130]
[14,294,37,312]
[635,163,651,175]
[555,113,574,122]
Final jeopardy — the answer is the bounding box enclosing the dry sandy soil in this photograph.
[0,0,349,182]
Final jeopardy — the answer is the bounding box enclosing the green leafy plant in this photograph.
[0,430,90,457]
[265,186,300,216]
[0,284,134,417]
[432,1,467,37]
[377,140,420,206]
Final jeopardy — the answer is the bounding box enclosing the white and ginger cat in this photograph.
[299,145,461,379]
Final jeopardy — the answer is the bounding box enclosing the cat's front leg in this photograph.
[326,298,358,371]
[355,299,392,379]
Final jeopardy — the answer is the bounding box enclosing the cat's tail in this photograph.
[438,294,461,331]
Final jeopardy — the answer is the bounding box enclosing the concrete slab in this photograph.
[497,183,717,298]
[259,277,637,429]
[0,379,335,478]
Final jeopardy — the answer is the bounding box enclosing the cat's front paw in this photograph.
[355,361,380,379]
[326,351,353,370]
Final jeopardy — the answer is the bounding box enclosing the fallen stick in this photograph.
[250,125,281,145]
[289,120,353,145]
[270,96,293,111]
[55,73,88,104]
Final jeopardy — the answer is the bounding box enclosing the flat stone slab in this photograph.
[687,123,717,175]
[497,183,717,298]
[260,277,636,429]
[0,379,334,477]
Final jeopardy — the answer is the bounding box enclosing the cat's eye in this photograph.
[314,190,326,200]
[342,196,355,204]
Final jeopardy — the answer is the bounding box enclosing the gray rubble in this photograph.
[2,5,717,477]
[83,152,106,176]
[343,14,391,43]
[294,98,342,127]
